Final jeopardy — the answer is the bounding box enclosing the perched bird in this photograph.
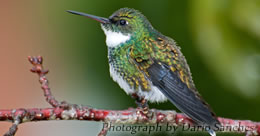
[67,8,220,135]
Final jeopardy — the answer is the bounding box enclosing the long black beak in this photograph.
[67,10,110,24]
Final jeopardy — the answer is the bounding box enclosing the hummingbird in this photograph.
[67,8,220,135]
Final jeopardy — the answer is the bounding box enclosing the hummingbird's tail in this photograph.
[208,129,216,136]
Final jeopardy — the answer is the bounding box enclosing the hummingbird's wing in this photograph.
[147,60,219,128]
[129,37,220,129]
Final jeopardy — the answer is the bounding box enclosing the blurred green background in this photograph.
[0,0,259,136]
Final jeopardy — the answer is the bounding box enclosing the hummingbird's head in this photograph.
[67,8,153,47]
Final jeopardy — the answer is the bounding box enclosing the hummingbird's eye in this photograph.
[119,19,128,26]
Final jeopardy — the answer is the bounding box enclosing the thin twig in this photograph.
[1,107,260,135]
[28,56,59,108]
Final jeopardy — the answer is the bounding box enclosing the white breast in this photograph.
[109,65,167,103]
[101,25,131,47]
[109,65,135,94]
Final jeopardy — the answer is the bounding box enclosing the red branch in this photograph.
[0,56,259,136]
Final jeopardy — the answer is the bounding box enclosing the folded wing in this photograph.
[147,61,219,128]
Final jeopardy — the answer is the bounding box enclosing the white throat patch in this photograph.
[101,25,131,47]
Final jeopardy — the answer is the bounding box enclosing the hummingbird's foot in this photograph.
[131,93,152,119]
[136,106,152,120]
[131,93,148,107]
[140,98,149,114]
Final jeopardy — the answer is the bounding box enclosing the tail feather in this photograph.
[208,129,216,136]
